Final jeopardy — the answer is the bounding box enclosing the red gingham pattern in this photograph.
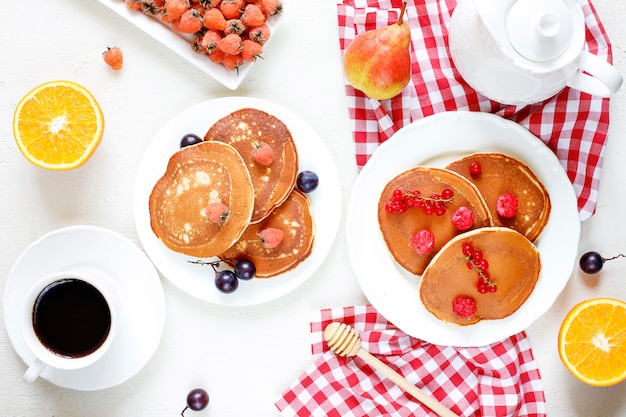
[337,0,613,221]
[275,305,546,417]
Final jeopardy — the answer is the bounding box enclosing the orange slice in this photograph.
[558,298,626,387]
[13,80,104,170]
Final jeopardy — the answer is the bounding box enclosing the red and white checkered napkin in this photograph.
[337,0,613,221]
[275,305,546,417]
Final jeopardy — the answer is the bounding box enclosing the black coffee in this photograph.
[32,279,111,358]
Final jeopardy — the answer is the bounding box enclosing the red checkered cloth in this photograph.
[275,305,546,417]
[337,0,613,221]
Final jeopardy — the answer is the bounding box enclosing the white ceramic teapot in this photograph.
[448,0,622,105]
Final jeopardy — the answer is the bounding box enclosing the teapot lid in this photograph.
[506,0,576,62]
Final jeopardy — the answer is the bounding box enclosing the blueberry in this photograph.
[234,259,256,280]
[296,170,319,193]
[180,133,202,148]
[215,270,238,293]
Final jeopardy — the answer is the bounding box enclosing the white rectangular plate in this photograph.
[95,0,290,90]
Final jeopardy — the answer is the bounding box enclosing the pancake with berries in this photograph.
[378,166,492,276]
[149,141,254,258]
[204,108,298,224]
[219,189,314,278]
[445,153,551,242]
[419,227,541,326]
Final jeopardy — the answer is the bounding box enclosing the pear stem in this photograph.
[397,2,407,26]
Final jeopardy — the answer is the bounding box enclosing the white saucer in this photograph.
[3,225,165,391]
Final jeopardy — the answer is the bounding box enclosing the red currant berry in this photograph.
[462,242,474,257]
[477,259,489,271]
[469,161,482,176]
[441,188,454,200]
[477,282,489,293]
[422,203,435,216]
[392,189,403,200]
[435,205,446,216]
[488,284,498,293]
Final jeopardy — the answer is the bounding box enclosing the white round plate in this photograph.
[133,97,342,306]
[3,225,165,391]
[347,111,580,347]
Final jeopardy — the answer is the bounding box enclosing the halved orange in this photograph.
[13,80,104,170]
[558,298,626,387]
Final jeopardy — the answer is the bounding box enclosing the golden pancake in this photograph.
[219,189,314,278]
[204,108,298,223]
[419,227,541,326]
[149,141,254,258]
[378,166,492,276]
[446,153,551,242]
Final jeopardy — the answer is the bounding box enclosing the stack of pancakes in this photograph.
[149,108,314,278]
[377,153,551,325]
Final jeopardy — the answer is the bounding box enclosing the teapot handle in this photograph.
[567,51,623,98]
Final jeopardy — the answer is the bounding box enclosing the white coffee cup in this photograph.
[20,271,119,383]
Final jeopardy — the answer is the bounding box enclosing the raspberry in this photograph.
[203,7,227,31]
[200,30,223,53]
[218,33,243,55]
[451,206,474,231]
[452,296,477,319]
[251,142,274,165]
[241,3,265,27]
[496,193,518,218]
[411,230,435,255]
[220,0,245,19]
[224,19,246,35]
[208,49,226,64]
[173,8,204,33]
[162,0,191,23]
[249,24,270,44]
[102,46,123,70]
[258,0,282,16]
[206,202,229,225]
[241,39,263,62]
[258,228,283,249]
[223,53,244,71]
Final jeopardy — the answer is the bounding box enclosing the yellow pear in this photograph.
[343,2,411,100]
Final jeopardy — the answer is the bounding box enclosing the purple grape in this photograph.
[296,170,319,193]
[180,133,202,148]
[234,259,256,280]
[215,270,238,293]
[579,251,604,274]
[182,388,209,415]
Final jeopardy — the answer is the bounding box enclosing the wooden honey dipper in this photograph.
[324,322,459,417]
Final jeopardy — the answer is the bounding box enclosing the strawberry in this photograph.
[411,229,434,255]
[496,193,518,218]
[452,296,477,319]
[206,202,229,225]
[102,46,123,70]
[218,33,243,55]
[258,228,283,249]
[173,8,204,33]
[241,39,263,62]
[450,206,474,231]
[220,0,245,19]
[241,3,265,27]
[203,7,227,31]
[248,24,270,44]
[251,142,273,165]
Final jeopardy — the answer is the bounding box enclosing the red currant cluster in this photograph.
[385,188,457,215]
[461,242,497,293]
